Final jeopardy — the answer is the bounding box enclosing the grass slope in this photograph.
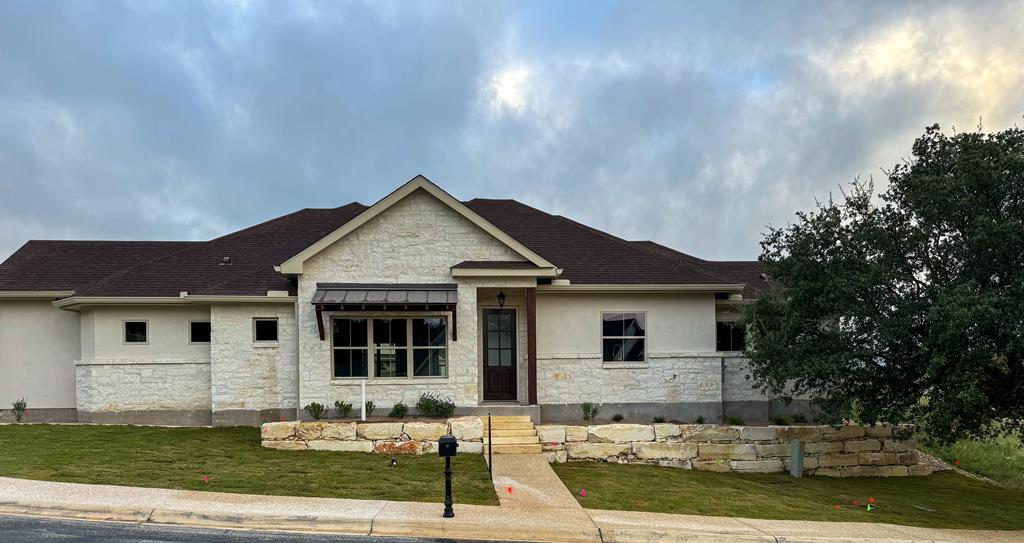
[553,462,1024,530]
[921,434,1024,490]
[0,425,497,505]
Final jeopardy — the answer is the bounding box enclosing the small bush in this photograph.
[388,402,409,419]
[792,413,808,424]
[304,402,326,421]
[611,413,624,422]
[726,416,746,425]
[11,398,27,423]
[416,393,456,419]
[770,415,790,426]
[652,415,666,423]
[581,402,600,422]
[695,415,706,424]
[335,400,353,419]
[365,401,375,418]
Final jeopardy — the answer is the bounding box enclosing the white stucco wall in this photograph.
[296,188,530,409]
[210,303,298,413]
[75,306,212,413]
[0,300,79,409]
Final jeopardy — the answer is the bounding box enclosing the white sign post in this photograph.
[361,379,367,421]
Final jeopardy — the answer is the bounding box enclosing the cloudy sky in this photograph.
[1,1,1022,262]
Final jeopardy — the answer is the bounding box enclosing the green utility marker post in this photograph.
[790,439,804,477]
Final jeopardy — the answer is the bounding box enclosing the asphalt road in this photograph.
[0,515,497,543]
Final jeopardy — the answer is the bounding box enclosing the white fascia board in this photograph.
[183,295,297,303]
[53,294,297,309]
[536,283,746,293]
[0,290,75,299]
[450,267,561,278]
[278,175,557,274]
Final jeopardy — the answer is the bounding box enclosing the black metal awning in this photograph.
[311,283,458,341]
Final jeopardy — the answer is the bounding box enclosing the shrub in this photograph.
[770,415,790,426]
[581,402,600,422]
[335,400,353,419]
[611,413,624,422]
[304,402,326,421]
[11,398,27,423]
[695,415,706,424]
[416,393,456,419]
[388,401,409,419]
[652,415,666,423]
[365,401,375,418]
[792,413,808,424]
[726,416,746,425]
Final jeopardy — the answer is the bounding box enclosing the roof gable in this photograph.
[277,175,558,274]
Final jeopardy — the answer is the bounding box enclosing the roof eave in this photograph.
[451,267,561,278]
[0,290,76,300]
[536,283,746,293]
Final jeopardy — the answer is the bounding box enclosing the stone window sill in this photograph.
[601,362,649,369]
[329,378,449,385]
[252,342,279,349]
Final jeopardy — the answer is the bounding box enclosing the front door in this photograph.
[483,308,516,401]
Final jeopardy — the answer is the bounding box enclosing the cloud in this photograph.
[1,0,1022,263]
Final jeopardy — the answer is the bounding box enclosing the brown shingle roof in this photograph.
[630,240,767,297]
[0,195,760,297]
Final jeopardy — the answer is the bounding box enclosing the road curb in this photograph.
[0,500,152,523]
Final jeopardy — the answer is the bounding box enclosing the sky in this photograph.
[1,0,1022,262]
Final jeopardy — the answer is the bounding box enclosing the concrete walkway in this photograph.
[1,475,1021,543]
[489,454,583,511]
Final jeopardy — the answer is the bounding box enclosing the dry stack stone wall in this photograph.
[260,416,485,455]
[536,423,935,477]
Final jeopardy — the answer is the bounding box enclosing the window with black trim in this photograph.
[190,321,211,344]
[124,321,148,344]
[716,321,746,351]
[602,312,645,362]
[253,318,278,342]
[373,318,407,378]
[412,317,447,377]
[333,318,368,378]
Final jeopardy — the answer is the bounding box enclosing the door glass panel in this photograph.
[487,349,501,366]
[499,330,512,349]
[487,331,499,348]
[500,350,512,366]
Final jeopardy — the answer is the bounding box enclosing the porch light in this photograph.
[497,291,506,309]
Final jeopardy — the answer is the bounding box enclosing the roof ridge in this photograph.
[547,212,735,285]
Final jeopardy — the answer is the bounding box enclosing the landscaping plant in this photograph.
[745,124,1024,445]
[792,413,807,424]
[303,402,326,420]
[388,401,409,419]
[581,402,600,422]
[695,415,705,424]
[415,392,455,418]
[365,400,375,418]
[334,400,353,418]
[771,415,789,426]
[652,415,666,423]
[611,413,624,422]
[726,416,745,425]
[11,398,27,423]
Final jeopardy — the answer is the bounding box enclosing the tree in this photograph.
[746,124,1024,443]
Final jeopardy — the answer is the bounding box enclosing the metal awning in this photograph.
[311,283,458,341]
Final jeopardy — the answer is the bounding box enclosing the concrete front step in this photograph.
[483,436,541,445]
[483,443,543,454]
[488,429,538,437]
[482,415,533,422]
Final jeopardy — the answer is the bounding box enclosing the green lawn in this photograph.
[0,425,497,505]
[921,433,1024,490]
[553,462,1024,530]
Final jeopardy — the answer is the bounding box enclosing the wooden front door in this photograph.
[483,308,516,401]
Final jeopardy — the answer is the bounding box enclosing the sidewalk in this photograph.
[0,474,1020,543]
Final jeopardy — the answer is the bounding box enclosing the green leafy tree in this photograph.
[746,124,1024,444]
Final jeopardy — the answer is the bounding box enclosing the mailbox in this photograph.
[438,435,458,457]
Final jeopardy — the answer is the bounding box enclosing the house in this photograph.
[0,176,805,426]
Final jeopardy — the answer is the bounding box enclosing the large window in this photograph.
[124,321,148,344]
[716,321,746,352]
[602,312,645,362]
[333,318,368,378]
[331,316,447,379]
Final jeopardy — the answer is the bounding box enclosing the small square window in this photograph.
[254,318,278,342]
[190,321,211,344]
[124,321,148,344]
[601,312,645,362]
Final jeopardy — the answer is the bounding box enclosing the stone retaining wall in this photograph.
[536,423,936,477]
[260,416,485,455]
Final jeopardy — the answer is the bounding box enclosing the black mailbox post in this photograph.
[438,435,458,518]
